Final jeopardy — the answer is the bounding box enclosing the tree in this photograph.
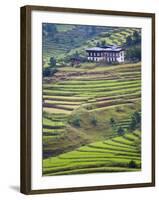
[110,118,115,125]
[133,31,141,44]
[125,46,141,61]
[129,111,141,131]
[43,67,57,77]
[91,115,97,126]
[42,24,57,39]
[49,57,56,68]
[110,118,116,130]
[101,40,106,47]
[128,160,137,168]
[117,127,125,136]
[70,116,81,127]
[96,42,100,47]
[125,35,133,46]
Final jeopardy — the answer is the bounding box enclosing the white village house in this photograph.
[86,45,125,63]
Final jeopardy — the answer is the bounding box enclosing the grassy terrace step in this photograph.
[43,95,88,102]
[69,76,141,82]
[43,80,140,89]
[55,79,140,86]
[43,128,65,136]
[54,78,141,86]
[43,118,65,126]
[58,151,140,159]
[43,135,63,141]
[123,134,139,141]
[43,103,77,111]
[44,100,81,106]
[43,125,65,129]
[103,140,136,150]
[43,87,141,98]
[81,146,139,157]
[90,96,140,106]
[47,167,139,176]
[112,137,136,146]
[45,158,140,173]
[43,131,141,175]
[43,107,72,114]
[86,142,139,153]
[133,131,141,138]
[57,63,141,74]
[43,93,140,110]
[43,83,141,94]
[87,94,140,105]
[44,159,141,173]
[87,98,140,111]
[96,92,140,101]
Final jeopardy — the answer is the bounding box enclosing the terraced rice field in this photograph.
[43,63,141,112]
[43,131,141,175]
[42,62,141,175]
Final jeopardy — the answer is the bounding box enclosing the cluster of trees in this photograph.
[110,118,125,136]
[125,31,141,62]
[43,57,57,77]
[129,111,141,131]
[42,24,57,39]
[125,46,141,62]
[110,111,141,136]
[69,114,98,128]
[125,31,141,47]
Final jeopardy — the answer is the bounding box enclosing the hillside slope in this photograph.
[43,131,141,175]
[42,62,141,162]
[43,25,140,67]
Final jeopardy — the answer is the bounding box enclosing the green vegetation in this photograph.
[42,24,141,176]
[42,61,141,174]
[42,25,141,67]
[43,131,141,175]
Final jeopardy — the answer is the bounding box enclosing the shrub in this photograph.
[43,67,58,77]
[110,118,116,130]
[117,127,125,136]
[91,116,97,126]
[128,160,137,168]
[110,118,115,124]
[129,111,141,131]
[49,57,56,67]
[116,106,125,112]
[70,116,81,127]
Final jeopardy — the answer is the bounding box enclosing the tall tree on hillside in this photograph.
[49,57,56,68]
[133,31,141,44]
[101,40,106,47]
[126,35,133,46]
[96,42,100,47]
[125,46,141,61]
[129,111,141,131]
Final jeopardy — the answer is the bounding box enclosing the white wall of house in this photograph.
[116,51,124,63]
[87,51,124,63]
